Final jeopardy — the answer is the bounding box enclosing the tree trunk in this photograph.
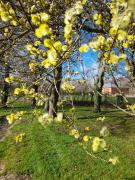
[94,86,102,113]
[1,63,10,108]
[32,84,38,108]
[125,45,135,87]
[48,65,62,117]
[94,61,105,113]
[44,99,49,111]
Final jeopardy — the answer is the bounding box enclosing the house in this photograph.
[102,77,130,95]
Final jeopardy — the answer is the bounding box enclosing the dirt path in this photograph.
[0,116,12,142]
[0,116,10,140]
[0,174,31,180]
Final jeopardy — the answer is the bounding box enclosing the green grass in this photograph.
[68,94,135,105]
[0,104,135,179]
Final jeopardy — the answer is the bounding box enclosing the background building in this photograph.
[102,77,130,95]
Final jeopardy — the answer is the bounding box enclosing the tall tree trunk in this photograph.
[48,65,62,117]
[94,85,103,113]
[125,45,135,87]
[32,84,38,108]
[1,63,10,108]
[44,99,49,111]
[94,61,105,113]
[44,85,52,112]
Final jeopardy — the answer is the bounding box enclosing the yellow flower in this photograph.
[130,104,135,110]
[84,127,90,131]
[14,88,21,95]
[41,59,51,68]
[9,8,15,16]
[11,20,18,26]
[109,157,119,165]
[38,113,53,127]
[83,135,89,142]
[93,13,102,25]
[64,1,84,43]
[30,47,37,55]
[57,101,63,107]
[19,18,26,25]
[31,14,40,26]
[108,53,119,64]
[61,82,75,93]
[34,41,41,46]
[55,113,63,122]
[92,137,100,152]
[7,111,25,124]
[0,12,10,22]
[15,133,25,143]
[44,39,53,48]
[47,49,57,62]
[5,77,10,83]
[40,12,50,22]
[79,44,89,53]
[4,28,9,33]
[35,24,52,38]
[125,65,130,71]
[97,116,105,122]
[64,24,72,34]
[62,45,68,51]
[106,37,113,45]
[29,62,38,72]
[5,76,14,83]
[127,35,134,41]
[109,27,118,37]
[31,5,36,13]
[69,107,76,112]
[4,27,9,36]
[93,13,98,21]
[26,44,33,51]
[82,0,87,4]
[53,41,63,52]
[117,30,127,41]
[74,133,80,139]
[119,53,127,60]
[64,33,72,42]
[69,129,80,138]
[100,126,109,137]
[92,137,106,152]
[88,35,105,51]
[122,42,129,48]
[22,86,29,94]
[6,113,15,124]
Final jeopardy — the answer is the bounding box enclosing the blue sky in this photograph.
[68,49,99,79]
[82,49,98,68]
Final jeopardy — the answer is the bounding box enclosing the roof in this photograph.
[103,77,130,88]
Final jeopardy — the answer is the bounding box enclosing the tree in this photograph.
[0,0,135,164]
[1,61,10,107]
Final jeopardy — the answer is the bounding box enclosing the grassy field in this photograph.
[0,103,135,180]
[66,94,135,105]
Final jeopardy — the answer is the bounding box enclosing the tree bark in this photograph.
[48,65,62,117]
[94,86,102,113]
[32,84,38,108]
[94,61,105,113]
[1,63,10,108]
[125,45,135,87]
[44,99,49,111]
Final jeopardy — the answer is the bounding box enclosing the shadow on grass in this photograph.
[125,177,135,180]
[77,111,135,138]
[0,116,10,141]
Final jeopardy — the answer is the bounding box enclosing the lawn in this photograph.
[0,104,135,180]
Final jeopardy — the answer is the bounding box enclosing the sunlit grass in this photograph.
[0,104,135,179]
